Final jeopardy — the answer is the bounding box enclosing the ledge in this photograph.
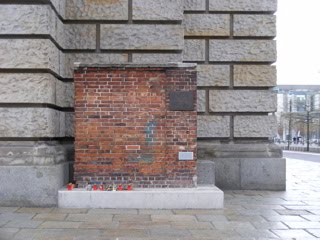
[58,186,224,209]
[74,62,197,70]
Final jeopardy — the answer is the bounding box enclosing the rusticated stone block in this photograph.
[0,141,73,166]
[183,40,206,61]
[0,108,66,138]
[0,5,57,39]
[197,65,230,86]
[0,39,61,74]
[197,90,206,112]
[133,0,183,20]
[63,53,129,78]
[197,115,230,138]
[65,113,75,137]
[234,15,276,37]
[184,14,230,36]
[132,53,182,64]
[209,90,277,112]
[209,0,277,12]
[209,40,276,62]
[56,81,74,108]
[234,115,277,138]
[184,0,206,10]
[234,65,276,87]
[63,24,96,49]
[66,0,128,20]
[100,25,183,50]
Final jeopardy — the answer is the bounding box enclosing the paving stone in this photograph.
[66,214,113,222]
[276,209,313,215]
[51,208,89,214]
[0,213,35,222]
[79,221,119,229]
[39,221,82,229]
[151,215,197,222]
[284,222,320,229]
[138,209,173,215]
[0,207,18,213]
[307,229,320,238]
[272,229,317,239]
[196,215,228,222]
[16,208,53,214]
[88,209,138,215]
[102,229,149,238]
[33,213,67,221]
[213,221,255,231]
[236,229,280,239]
[4,219,43,228]
[0,228,20,240]
[149,228,190,238]
[171,221,213,230]
[264,215,308,222]
[251,221,289,230]
[113,214,151,222]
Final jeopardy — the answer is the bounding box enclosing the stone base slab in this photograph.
[58,186,224,209]
[0,163,70,207]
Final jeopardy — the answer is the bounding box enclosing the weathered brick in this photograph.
[234,15,276,37]
[184,14,230,36]
[197,65,230,87]
[209,0,277,12]
[197,90,206,112]
[209,40,276,62]
[66,0,128,20]
[198,116,230,138]
[100,25,183,50]
[234,65,276,87]
[234,115,277,138]
[209,90,277,112]
[184,0,206,11]
[183,40,206,61]
[133,0,183,20]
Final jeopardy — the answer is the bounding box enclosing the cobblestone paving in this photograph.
[1,157,320,240]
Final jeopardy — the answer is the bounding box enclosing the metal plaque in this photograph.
[169,91,194,111]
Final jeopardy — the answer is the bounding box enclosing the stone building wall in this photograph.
[0,0,284,206]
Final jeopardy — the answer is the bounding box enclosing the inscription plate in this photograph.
[169,91,194,111]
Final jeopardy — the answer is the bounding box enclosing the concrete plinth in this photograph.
[58,186,224,209]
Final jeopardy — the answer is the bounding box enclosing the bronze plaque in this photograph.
[169,91,194,111]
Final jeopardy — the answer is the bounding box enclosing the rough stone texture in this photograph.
[234,115,277,138]
[197,65,230,87]
[209,0,277,12]
[183,40,206,61]
[233,65,276,87]
[63,24,96,49]
[0,163,69,206]
[0,73,55,105]
[241,158,286,190]
[63,53,129,78]
[184,0,206,11]
[66,0,128,20]
[0,39,61,75]
[56,81,74,108]
[0,73,73,107]
[50,0,66,18]
[209,90,277,112]
[207,158,285,190]
[184,14,230,36]
[197,116,230,138]
[132,54,183,64]
[65,113,75,137]
[0,141,74,166]
[197,160,215,185]
[198,142,283,159]
[209,40,276,62]
[234,15,276,37]
[197,90,206,112]
[0,108,66,138]
[0,5,54,35]
[100,25,183,50]
[133,0,183,20]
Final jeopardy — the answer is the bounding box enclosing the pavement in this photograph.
[1,151,320,240]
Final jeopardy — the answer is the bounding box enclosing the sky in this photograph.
[277,0,320,85]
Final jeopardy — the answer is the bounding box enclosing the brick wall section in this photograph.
[74,65,197,188]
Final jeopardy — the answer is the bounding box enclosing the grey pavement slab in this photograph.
[0,156,320,239]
